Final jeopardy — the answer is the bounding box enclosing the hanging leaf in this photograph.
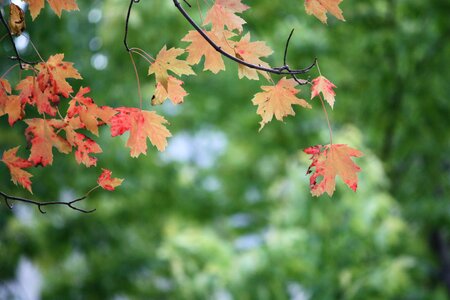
[304,144,362,196]
[304,0,345,24]
[97,169,123,191]
[311,75,337,108]
[1,147,34,193]
[110,107,171,157]
[9,3,26,36]
[252,77,311,130]
[25,118,71,166]
[148,46,194,90]
[25,0,79,20]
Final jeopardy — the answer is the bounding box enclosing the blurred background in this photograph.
[1,0,449,299]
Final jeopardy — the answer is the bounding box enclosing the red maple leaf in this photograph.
[25,118,71,166]
[97,168,123,191]
[66,87,116,135]
[1,147,34,193]
[16,54,81,116]
[110,107,171,157]
[63,118,102,167]
[304,144,363,196]
[311,75,337,108]
[36,53,82,98]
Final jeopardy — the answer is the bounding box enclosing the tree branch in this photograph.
[0,190,96,214]
[0,7,37,68]
[172,0,316,78]
[124,0,141,52]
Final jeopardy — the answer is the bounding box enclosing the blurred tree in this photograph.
[1,0,449,299]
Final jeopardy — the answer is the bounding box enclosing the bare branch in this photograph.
[0,190,97,214]
[124,0,141,52]
[172,0,316,78]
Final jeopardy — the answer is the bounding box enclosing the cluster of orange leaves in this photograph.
[1,0,361,197]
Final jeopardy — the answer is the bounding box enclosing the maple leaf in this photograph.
[16,76,57,116]
[36,53,82,98]
[25,0,79,20]
[304,144,363,196]
[1,79,25,125]
[234,33,273,80]
[2,147,34,193]
[97,168,123,191]
[9,3,26,36]
[25,118,71,166]
[304,0,345,24]
[252,77,311,130]
[182,30,235,74]
[16,54,81,116]
[311,75,337,108]
[148,46,194,90]
[67,87,116,135]
[110,107,171,157]
[63,119,102,167]
[152,76,188,105]
[203,0,249,32]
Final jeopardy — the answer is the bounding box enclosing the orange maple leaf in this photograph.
[97,168,123,191]
[110,108,171,157]
[182,30,235,74]
[25,118,71,166]
[304,144,362,196]
[36,53,82,98]
[16,54,81,116]
[16,76,57,116]
[25,0,79,20]
[311,75,337,108]
[152,76,188,105]
[252,77,311,130]
[203,0,249,32]
[1,147,34,193]
[66,87,116,135]
[234,33,273,80]
[148,46,194,90]
[63,118,102,167]
[304,0,345,24]
[1,79,24,125]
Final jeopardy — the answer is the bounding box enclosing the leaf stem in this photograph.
[318,93,333,145]
[129,51,142,109]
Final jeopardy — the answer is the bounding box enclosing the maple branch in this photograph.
[171,0,316,78]
[0,9,37,69]
[0,190,97,214]
[124,0,141,52]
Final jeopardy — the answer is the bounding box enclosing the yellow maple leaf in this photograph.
[304,0,345,24]
[252,77,311,130]
[148,46,194,90]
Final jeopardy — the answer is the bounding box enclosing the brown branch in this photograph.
[172,0,317,78]
[0,190,96,214]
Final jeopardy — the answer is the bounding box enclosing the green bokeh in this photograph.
[1,0,449,299]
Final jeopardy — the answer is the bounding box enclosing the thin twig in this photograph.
[124,0,141,52]
[283,28,295,66]
[172,0,317,76]
[0,189,97,214]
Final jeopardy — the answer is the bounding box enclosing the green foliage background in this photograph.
[1,0,449,299]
